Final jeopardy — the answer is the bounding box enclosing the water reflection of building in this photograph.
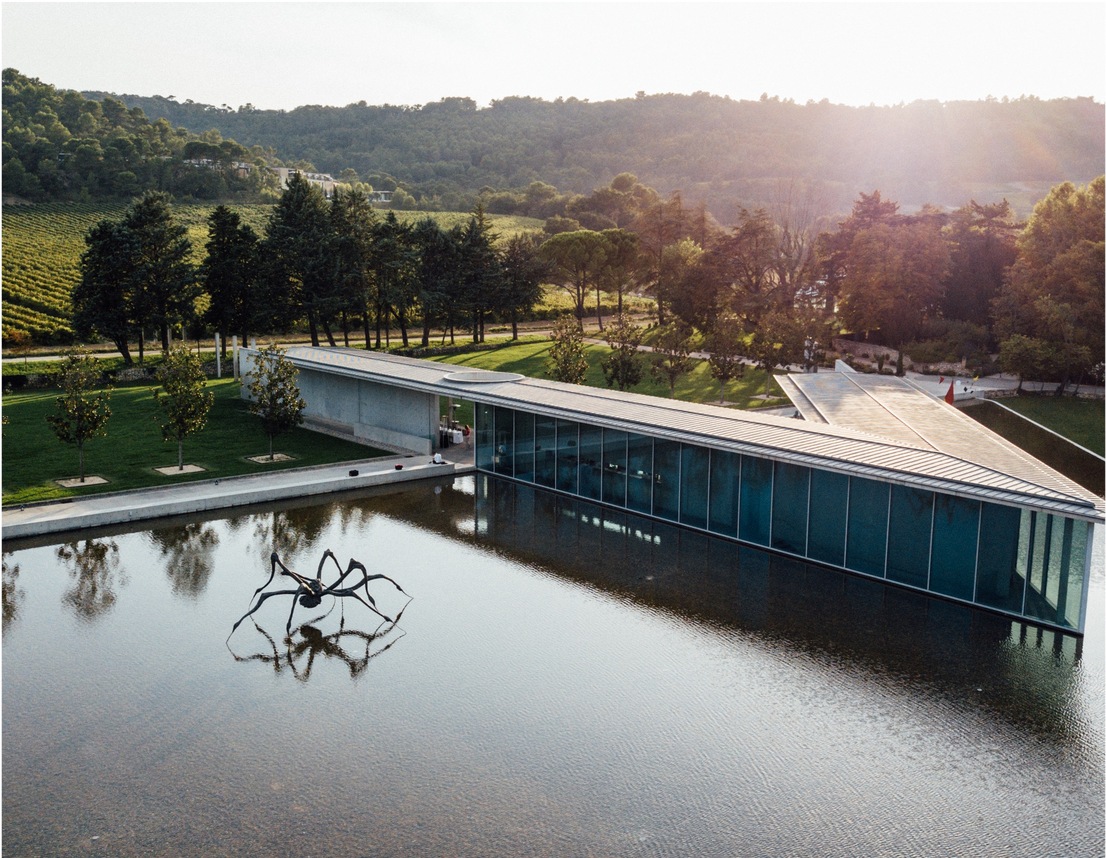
[244,347,1104,634]
[467,476,1086,739]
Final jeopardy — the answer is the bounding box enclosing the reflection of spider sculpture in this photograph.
[229,605,409,681]
[229,549,410,639]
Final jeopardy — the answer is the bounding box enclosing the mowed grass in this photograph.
[2,378,388,506]
[431,337,789,408]
[998,394,1105,456]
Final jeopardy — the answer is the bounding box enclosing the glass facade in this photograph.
[475,405,1092,632]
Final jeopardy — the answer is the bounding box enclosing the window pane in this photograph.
[534,416,557,488]
[708,450,740,537]
[886,485,933,589]
[514,411,535,483]
[680,445,710,529]
[975,503,1025,613]
[626,433,653,514]
[475,402,494,470]
[493,406,514,477]
[846,477,889,577]
[1062,519,1089,629]
[739,455,772,546]
[653,440,681,521]
[577,424,603,501]
[808,469,848,566]
[771,462,809,555]
[930,494,979,601]
[1046,515,1065,609]
[602,429,628,507]
[1030,511,1048,597]
[556,419,579,495]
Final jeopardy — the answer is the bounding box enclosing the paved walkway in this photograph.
[2,449,476,541]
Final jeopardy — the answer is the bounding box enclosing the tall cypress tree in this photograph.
[261,173,332,346]
[201,205,261,356]
[74,220,137,365]
[122,191,198,355]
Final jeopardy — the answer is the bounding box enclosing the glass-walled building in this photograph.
[264,347,1102,635]
[476,403,1094,633]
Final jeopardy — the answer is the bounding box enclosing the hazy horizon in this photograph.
[3,2,1103,112]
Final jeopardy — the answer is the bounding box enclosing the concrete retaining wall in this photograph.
[2,460,462,541]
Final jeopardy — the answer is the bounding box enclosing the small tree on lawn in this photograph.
[602,314,644,391]
[155,348,214,471]
[547,315,589,385]
[650,321,694,397]
[247,344,306,460]
[46,348,112,483]
[706,311,746,404]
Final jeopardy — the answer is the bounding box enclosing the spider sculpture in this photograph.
[229,549,410,640]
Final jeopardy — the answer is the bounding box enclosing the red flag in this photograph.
[945,381,955,404]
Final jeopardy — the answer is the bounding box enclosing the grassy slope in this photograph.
[2,378,388,505]
[994,394,1105,456]
[431,337,788,408]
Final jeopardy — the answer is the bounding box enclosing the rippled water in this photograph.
[3,475,1103,857]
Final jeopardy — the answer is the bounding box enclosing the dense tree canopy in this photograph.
[72,191,197,363]
[43,132,1106,400]
[201,205,262,353]
[3,68,279,201]
[993,177,1104,390]
[101,85,1104,223]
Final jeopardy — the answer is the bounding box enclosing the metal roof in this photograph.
[280,347,1105,523]
[781,371,1101,507]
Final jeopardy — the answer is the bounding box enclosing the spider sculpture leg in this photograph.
[323,557,364,593]
[316,549,340,584]
[247,551,283,605]
[362,571,409,597]
[229,588,302,637]
[326,584,393,623]
[328,557,408,597]
[285,584,313,635]
[271,552,313,590]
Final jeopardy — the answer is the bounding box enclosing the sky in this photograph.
[2,2,1103,111]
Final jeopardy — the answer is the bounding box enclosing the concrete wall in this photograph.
[240,349,438,455]
[299,368,438,454]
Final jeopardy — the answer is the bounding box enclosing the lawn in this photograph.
[2,335,790,507]
[432,337,789,409]
[2,378,388,506]
[996,394,1105,456]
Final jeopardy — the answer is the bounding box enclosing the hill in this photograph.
[87,90,1105,222]
[2,68,283,204]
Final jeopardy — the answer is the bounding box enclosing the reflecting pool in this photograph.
[3,475,1104,857]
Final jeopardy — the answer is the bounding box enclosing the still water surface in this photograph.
[3,475,1103,857]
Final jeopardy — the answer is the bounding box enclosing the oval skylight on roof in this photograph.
[444,370,524,384]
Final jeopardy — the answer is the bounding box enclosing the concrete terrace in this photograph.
[2,450,475,541]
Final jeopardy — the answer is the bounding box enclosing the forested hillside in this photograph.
[89,89,1104,222]
[2,69,282,202]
